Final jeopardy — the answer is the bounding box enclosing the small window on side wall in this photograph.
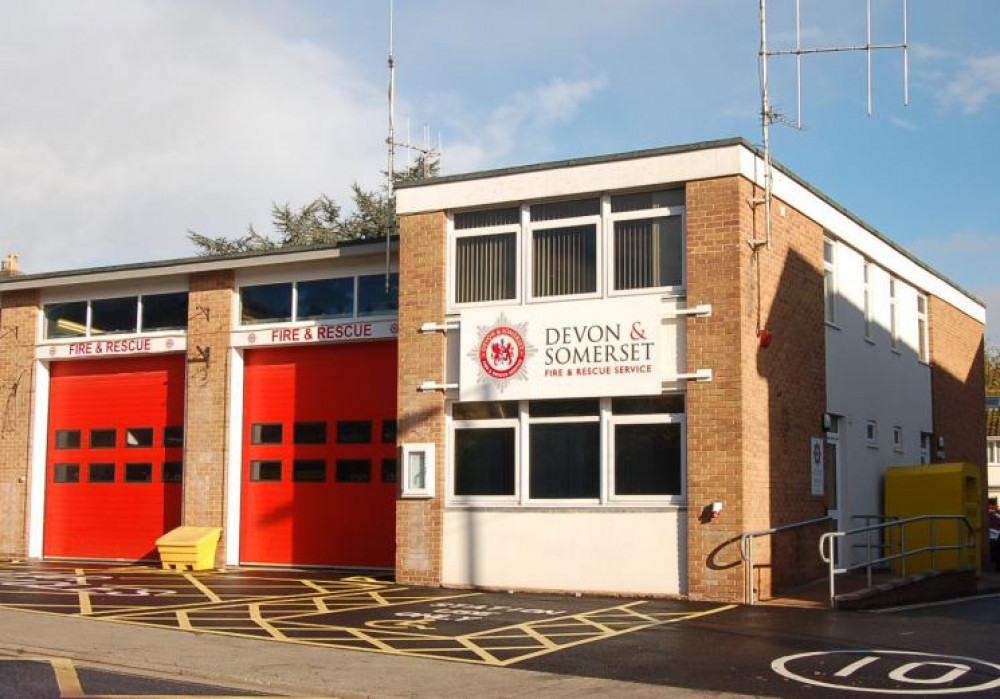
[866,421,878,448]
[400,443,435,498]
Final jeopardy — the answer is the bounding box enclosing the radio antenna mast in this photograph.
[754,0,909,250]
[384,0,441,288]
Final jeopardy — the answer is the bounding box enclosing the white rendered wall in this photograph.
[442,509,686,595]
[825,240,933,551]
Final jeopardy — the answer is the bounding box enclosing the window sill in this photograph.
[825,321,841,331]
[891,347,902,356]
[864,337,876,346]
[867,443,879,450]
[446,503,686,513]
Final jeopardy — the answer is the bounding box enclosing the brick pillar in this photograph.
[0,290,40,558]
[685,176,751,602]
[396,212,447,585]
[183,271,234,564]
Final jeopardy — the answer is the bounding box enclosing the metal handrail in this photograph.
[819,514,976,607]
[740,515,834,605]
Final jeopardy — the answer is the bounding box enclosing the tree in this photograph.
[188,156,439,256]
[987,343,1000,394]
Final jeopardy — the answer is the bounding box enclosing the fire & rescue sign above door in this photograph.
[459,297,662,401]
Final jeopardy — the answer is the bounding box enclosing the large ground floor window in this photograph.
[448,394,685,505]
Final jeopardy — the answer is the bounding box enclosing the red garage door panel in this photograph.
[241,342,397,568]
[44,356,185,560]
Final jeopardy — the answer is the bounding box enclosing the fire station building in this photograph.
[0,137,987,604]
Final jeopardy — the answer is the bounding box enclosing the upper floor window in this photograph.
[889,277,899,350]
[453,207,519,305]
[44,292,188,340]
[823,238,837,324]
[450,189,685,306]
[240,273,397,326]
[989,439,1000,466]
[863,261,873,340]
[917,294,929,362]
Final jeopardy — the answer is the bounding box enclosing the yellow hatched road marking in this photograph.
[183,573,223,604]
[248,602,286,640]
[50,657,84,698]
[175,610,193,630]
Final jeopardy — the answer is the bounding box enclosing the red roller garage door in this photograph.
[241,342,397,568]
[44,356,186,560]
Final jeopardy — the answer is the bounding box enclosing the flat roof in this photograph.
[0,237,397,292]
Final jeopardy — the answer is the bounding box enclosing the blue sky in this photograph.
[0,1,996,338]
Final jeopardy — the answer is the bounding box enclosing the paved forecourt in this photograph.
[0,561,732,668]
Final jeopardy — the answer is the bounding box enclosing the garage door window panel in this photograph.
[54,464,79,483]
[125,463,153,483]
[90,297,139,336]
[89,429,116,449]
[126,427,154,448]
[294,422,327,445]
[163,426,184,447]
[337,421,371,444]
[381,458,397,483]
[251,423,283,445]
[293,460,326,482]
[55,430,81,450]
[336,459,371,483]
[251,461,282,482]
[162,461,183,483]
[88,463,115,483]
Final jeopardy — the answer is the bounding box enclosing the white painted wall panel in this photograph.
[442,509,686,595]
[825,240,933,558]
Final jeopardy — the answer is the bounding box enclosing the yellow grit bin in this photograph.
[884,462,982,576]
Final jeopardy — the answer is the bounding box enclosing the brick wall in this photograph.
[183,271,234,565]
[928,295,986,563]
[685,177,750,602]
[396,212,448,584]
[0,290,39,558]
[686,177,827,603]
[744,190,828,598]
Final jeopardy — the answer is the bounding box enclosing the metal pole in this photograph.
[901,524,907,578]
[827,536,837,606]
[759,0,773,249]
[747,538,755,605]
[930,518,936,570]
[385,0,396,290]
[866,0,873,116]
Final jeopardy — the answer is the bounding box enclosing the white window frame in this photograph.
[606,194,686,299]
[608,411,686,504]
[235,268,395,330]
[988,438,1000,467]
[920,432,932,464]
[525,198,603,304]
[866,420,879,448]
[41,286,189,342]
[400,442,436,498]
[823,238,838,326]
[917,293,930,363]
[447,395,686,508]
[863,260,874,341]
[448,211,521,309]
[448,410,520,506]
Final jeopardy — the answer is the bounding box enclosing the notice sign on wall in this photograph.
[459,297,662,401]
[810,437,825,496]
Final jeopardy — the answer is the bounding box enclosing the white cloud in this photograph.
[888,116,917,131]
[440,76,608,173]
[940,53,1000,115]
[0,1,387,271]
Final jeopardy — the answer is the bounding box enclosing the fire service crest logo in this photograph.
[470,313,535,390]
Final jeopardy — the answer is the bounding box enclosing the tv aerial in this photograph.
[753,0,910,250]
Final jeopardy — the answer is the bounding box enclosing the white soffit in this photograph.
[737,148,985,324]
[395,145,745,214]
